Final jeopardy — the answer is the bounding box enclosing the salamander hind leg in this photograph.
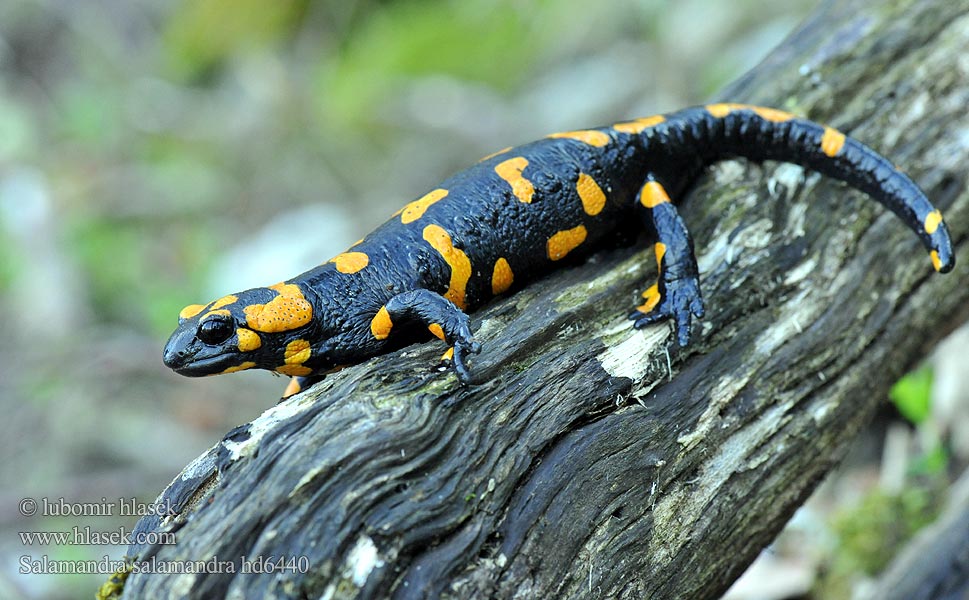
[382,289,481,383]
[628,178,705,346]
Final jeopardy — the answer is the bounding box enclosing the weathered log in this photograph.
[119,0,969,597]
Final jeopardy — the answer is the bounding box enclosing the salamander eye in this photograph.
[197,316,234,345]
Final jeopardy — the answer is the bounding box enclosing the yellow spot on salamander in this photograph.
[924,210,943,235]
[576,173,606,216]
[210,295,238,310]
[371,306,393,340]
[547,225,588,261]
[637,284,661,314]
[423,224,472,309]
[441,347,455,362]
[179,304,206,321]
[479,146,512,162]
[236,329,261,352]
[613,115,665,134]
[547,129,611,147]
[176,295,233,324]
[706,103,794,122]
[640,181,671,208]
[655,242,667,271]
[821,127,846,157]
[277,339,312,377]
[282,377,302,399]
[284,339,311,364]
[329,252,370,274]
[277,364,312,377]
[931,250,943,272]
[221,361,256,374]
[751,106,794,122]
[706,103,734,118]
[495,157,535,203]
[244,283,313,333]
[428,323,445,340]
[400,189,448,224]
[492,257,514,295]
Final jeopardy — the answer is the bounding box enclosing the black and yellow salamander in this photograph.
[163,104,955,397]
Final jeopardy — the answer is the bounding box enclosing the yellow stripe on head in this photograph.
[179,304,207,321]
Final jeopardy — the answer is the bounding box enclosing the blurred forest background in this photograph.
[2,0,967,598]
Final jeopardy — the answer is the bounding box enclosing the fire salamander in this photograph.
[164,104,955,398]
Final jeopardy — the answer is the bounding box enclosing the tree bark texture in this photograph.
[120,0,969,598]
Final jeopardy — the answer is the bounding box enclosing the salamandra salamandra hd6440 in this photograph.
[164,104,955,398]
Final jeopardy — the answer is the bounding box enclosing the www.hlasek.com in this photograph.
[20,555,311,575]
[19,526,176,547]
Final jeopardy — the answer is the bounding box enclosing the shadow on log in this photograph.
[118,0,969,597]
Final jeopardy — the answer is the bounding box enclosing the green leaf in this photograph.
[889,366,933,424]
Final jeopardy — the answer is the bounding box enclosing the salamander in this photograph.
[163,104,955,398]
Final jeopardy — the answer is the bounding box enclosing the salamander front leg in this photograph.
[628,178,705,346]
[378,289,481,383]
[280,365,356,399]
[281,375,321,400]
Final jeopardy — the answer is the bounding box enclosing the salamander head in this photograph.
[163,282,330,378]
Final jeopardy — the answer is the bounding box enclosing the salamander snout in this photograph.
[163,327,196,370]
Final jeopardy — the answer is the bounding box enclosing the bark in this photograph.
[118,0,969,597]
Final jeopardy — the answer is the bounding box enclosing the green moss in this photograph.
[815,482,945,596]
[96,564,131,600]
[840,489,938,571]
